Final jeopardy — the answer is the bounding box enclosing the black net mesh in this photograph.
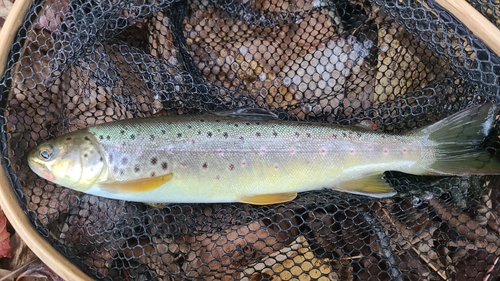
[2,0,500,279]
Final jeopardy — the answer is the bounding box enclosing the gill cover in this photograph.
[28,132,106,191]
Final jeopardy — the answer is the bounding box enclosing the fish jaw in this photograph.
[27,156,56,182]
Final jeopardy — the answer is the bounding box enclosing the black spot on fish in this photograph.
[121,157,128,165]
[99,157,103,162]
[161,130,166,134]
[151,157,158,165]
[234,124,239,127]
[200,119,205,122]
[134,165,140,172]
[113,166,118,173]
[256,122,261,125]
[332,134,337,139]
[83,153,88,158]
[229,164,234,171]
[215,119,220,123]
[273,131,278,137]
[120,130,125,135]
[197,131,202,135]
[151,172,156,177]
[187,125,192,129]
[98,135,103,140]
[207,132,212,137]
[177,133,182,138]
[356,132,362,137]
[150,135,155,141]
[239,136,245,142]
[295,132,300,137]
[130,134,135,140]
[202,162,207,169]
[306,133,311,138]
[223,132,228,138]
[106,136,110,140]
[84,136,90,141]
[342,133,347,138]
[66,137,72,141]
[256,132,261,137]
[109,154,114,163]
[246,122,250,126]
[161,162,168,170]
[120,170,124,175]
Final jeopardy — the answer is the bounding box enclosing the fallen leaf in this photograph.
[15,263,63,281]
[0,208,12,259]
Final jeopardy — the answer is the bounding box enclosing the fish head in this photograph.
[27,133,106,191]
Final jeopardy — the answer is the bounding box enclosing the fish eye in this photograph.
[39,146,54,161]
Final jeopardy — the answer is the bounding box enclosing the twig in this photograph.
[362,210,403,281]
[410,246,448,280]
[0,258,39,281]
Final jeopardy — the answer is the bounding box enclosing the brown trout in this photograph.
[28,104,500,205]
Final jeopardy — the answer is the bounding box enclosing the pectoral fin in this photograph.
[336,174,396,198]
[100,173,174,193]
[239,192,297,205]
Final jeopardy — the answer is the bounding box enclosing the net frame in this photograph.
[0,1,495,279]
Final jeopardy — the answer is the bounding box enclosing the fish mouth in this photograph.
[27,158,56,182]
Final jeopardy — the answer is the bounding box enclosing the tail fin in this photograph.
[418,103,500,175]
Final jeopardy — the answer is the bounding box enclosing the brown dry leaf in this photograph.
[15,263,63,281]
[0,208,11,259]
[8,233,38,272]
[0,0,14,22]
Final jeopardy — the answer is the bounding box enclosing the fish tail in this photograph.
[419,103,500,175]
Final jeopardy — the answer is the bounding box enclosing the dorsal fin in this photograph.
[212,108,279,121]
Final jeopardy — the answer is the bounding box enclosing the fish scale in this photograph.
[28,105,500,205]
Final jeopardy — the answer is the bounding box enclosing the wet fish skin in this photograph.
[27,105,500,204]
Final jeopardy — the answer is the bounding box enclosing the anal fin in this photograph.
[336,174,396,198]
[239,192,297,205]
[100,172,174,193]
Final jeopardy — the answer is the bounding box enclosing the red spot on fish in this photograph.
[167,148,173,153]
[260,148,266,153]
[217,149,224,155]
[320,148,326,154]
[181,162,186,167]
[136,149,141,155]
[367,145,373,150]
[402,148,408,153]
[273,163,279,169]
[115,145,120,150]
[349,149,355,154]
[241,160,247,166]
[290,149,295,154]
[306,160,310,164]
[383,149,388,154]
